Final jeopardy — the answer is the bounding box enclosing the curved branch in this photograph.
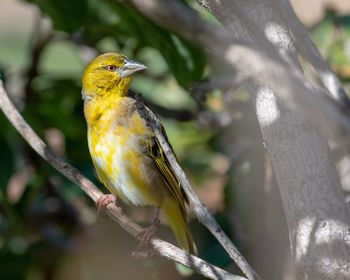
[0,80,244,280]
[134,94,260,280]
[278,0,350,108]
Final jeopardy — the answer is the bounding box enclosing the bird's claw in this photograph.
[96,194,117,215]
[131,219,160,259]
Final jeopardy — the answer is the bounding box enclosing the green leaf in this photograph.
[24,0,87,32]
[104,2,206,87]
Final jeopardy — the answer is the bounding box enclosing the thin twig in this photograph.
[143,99,196,121]
[0,81,245,280]
[135,94,260,280]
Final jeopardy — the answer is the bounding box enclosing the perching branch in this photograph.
[0,80,245,280]
[135,94,260,280]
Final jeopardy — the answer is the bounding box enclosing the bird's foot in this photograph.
[131,218,160,259]
[96,194,117,215]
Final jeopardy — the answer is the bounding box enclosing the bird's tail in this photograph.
[163,199,197,255]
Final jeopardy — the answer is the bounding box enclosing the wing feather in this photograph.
[128,90,189,212]
[147,137,188,214]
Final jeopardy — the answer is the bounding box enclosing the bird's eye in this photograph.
[105,65,117,72]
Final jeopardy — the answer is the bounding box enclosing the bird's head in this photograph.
[82,53,146,100]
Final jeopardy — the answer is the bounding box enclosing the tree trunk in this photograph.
[202,0,350,278]
[220,102,291,280]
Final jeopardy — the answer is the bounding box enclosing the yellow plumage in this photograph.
[82,53,196,254]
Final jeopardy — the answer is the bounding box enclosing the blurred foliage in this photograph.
[0,0,229,279]
[0,0,350,279]
[312,10,350,82]
[26,0,87,32]
[27,0,206,88]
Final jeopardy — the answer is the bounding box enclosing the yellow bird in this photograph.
[82,53,196,255]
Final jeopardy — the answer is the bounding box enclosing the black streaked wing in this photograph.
[128,90,189,212]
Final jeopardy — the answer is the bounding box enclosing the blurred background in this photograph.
[0,0,349,279]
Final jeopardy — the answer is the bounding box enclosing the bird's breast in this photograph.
[87,105,158,206]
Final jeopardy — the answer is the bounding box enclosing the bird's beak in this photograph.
[120,59,147,78]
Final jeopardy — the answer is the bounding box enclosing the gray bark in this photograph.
[220,102,291,280]
[200,0,350,279]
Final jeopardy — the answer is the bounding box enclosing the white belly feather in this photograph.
[89,130,148,206]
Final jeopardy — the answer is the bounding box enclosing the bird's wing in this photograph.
[129,91,189,212]
[147,132,189,211]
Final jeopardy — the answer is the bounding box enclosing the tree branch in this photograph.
[278,0,350,108]
[143,99,196,121]
[0,80,245,280]
[134,94,260,280]
[122,0,350,151]
[196,0,350,278]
